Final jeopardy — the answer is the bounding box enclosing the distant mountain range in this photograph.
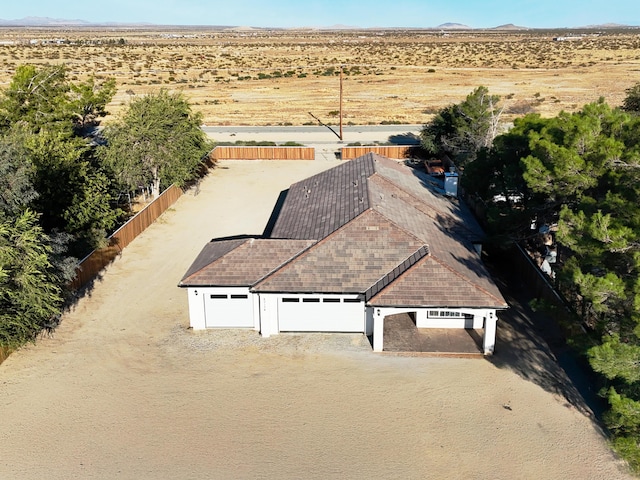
[0,16,636,30]
[0,16,152,27]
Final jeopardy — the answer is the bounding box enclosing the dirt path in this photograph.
[0,160,632,479]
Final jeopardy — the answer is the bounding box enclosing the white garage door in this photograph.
[204,291,254,328]
[278,296,364,332]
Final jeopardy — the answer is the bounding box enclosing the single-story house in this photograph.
[179,153,508,354]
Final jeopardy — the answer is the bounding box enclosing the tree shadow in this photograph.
[388,132,421,145]
[487,258,606,421]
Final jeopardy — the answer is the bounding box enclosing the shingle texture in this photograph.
[180,153,507,309]
[368,255,506,308]
[255,210,424,293]
[179,238,315,286]
[270,155,374,239]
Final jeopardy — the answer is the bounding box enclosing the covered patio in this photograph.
[381,313,485,357]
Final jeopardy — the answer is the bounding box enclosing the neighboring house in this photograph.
[179,153,508,354]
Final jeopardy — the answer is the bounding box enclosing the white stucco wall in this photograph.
[258,294,279,337]
[483,312,498,355]
[187,288,206,330]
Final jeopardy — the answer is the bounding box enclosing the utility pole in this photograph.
[339,65,344,141]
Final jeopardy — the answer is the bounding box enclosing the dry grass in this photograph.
[1,27,639,125]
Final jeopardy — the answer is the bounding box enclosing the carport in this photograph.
[380,313,484,356]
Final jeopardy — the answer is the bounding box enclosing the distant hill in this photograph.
[0,16,153,27]
[578,23,635,29]
[0,16,90,26]
[492,23,529,30]
[0,17,636,30]
[436,23,472,30]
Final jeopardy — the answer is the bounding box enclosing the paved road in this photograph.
[202,124,423,145]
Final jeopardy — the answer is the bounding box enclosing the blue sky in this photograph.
[1,0,638,28]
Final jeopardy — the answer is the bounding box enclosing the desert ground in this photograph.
[0,159,633,479]
[0,27,639,125]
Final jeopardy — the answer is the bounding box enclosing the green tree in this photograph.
[0,65,70,133]
[0,125,38,217]
[420,86,502,167]
[462,113,549,237]
[24,129,119,254]
[100,89,213,198]
[621,82,640,113]
[0,64,116,137]
[68,77,117,134]
[0,65,119,351]
[0,209,64,349]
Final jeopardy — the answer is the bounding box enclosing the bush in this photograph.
[611,436,640,474]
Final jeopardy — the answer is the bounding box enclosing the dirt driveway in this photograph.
[0,160,632,479]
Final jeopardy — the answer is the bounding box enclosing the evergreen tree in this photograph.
[0,209,64,348]
[621,82,640,113]
[100,89,213,198]
[420,86,502,167]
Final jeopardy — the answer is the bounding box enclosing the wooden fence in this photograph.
[340,145,419,160]
[70,184,183,291]
[211,146,315,160]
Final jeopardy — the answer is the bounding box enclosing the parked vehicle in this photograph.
[424,158,445,176]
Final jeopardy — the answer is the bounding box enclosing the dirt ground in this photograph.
[0,160,633,479]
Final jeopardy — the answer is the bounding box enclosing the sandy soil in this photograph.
[0,160,633,479]
[1,29,639,126]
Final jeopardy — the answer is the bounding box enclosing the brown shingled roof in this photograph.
[270,155,374,240]
[255,210,425,293]
[369,255,508,308]
[179,238,315,287]
[180,153,507,311]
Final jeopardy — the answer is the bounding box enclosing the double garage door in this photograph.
[202,291,365,332]
[277,296,364,332]
[204,291,254,328]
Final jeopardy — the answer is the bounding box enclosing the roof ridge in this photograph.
[364,245,429,301]
[180,238,249,284]
[255,209,372,289]
[251,239,317,288]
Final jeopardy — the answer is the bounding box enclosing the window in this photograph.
[210,294,227,299]
[282,298,300,303]
[323,298,340,303]
[230,294,248,299]
[302,298,320,303]
[343,298,361,303]
[427,310,474,319]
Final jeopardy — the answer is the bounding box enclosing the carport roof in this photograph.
[368,254,508,308]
